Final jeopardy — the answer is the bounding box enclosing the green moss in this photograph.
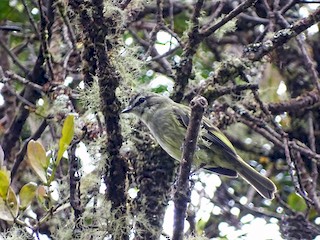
[78,77,101,112]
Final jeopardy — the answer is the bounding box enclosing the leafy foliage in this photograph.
[0,0,320,239]
[56,114,75,165]
[27,140,48,183]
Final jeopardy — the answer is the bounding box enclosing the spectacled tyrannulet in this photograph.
[122,92,276,199]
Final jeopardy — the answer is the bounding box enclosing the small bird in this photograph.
[122,92,277,199]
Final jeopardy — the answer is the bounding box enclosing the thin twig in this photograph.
[172,0,204,102]
[280,0,297,14]
[148,46,179,61]
[0,25,22,32]
[239,13,269,24]
[252,89,283,135]
[244,7,320,60]
[296,36,320,92]
[5,71,44,92]
[218,183,282,219]
[200,0,257,37]
[0,39,29,75]
[129,28,173,75]
[169,0,174,39]
[294,151,320,214]
[57,1,77,49]
[11,117,51,181]
[307,112,320,213]
[161,24,183,47]
[38,0,54,81]
[308,112,317,179]
[275,12,320,92]
[201,1,226,30]
[22,0,40,38]
[144,0,164,59]
[2,84,36,108]
[283,136,313,205]
[230,106,320,161]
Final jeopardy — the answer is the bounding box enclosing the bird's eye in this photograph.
[138,97,146,104]
[132,96,147,108]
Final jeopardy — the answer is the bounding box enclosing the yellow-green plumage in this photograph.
[123,93,277,199]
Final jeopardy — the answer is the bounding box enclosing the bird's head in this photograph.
[122,92,171,121]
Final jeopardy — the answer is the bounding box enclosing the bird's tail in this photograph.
[236,155,276,199]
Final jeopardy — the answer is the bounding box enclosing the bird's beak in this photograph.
[122,105,133,113]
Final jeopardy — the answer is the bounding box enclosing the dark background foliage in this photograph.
[0,0,320,239]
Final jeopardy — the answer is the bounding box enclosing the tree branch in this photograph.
[173,96,207,240]
[244,7,320,60]
[267,89,320,114]
[69,0,128,239]
[172,0,204,102]
[200,0,258,37]
[10,117,50,180]
[68,136,85,238]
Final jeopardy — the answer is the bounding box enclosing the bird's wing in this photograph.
[203,167,237,177]
[201,120,238,159]
[172,106,238,177]
[173,106,237,158]
[173,105,190,128]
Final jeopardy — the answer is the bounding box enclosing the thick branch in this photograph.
[173,96,207,240]
[244,7,320,60]
[1,49,48,160]
[267,89,320,114]
[69,0,128,239]
[68,139,84,238]
[172,0,204,102]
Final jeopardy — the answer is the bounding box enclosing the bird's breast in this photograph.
[143,109,216,167]
[145,111,185,161]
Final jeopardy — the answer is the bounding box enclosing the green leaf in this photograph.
[0,197,13,221]
[6,187,18,218]
[0,186,19,222]
[19,182,37,210]
[56,115,75,164]
[27,140,48,183]
[36,185,50,210]
[0,170,10,199]
[287,192,307,212]
[28,140,48,168]
[196,218,207,233]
